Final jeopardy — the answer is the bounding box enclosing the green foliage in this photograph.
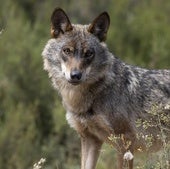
[0,0,170,168]
[107,0,170,68]
[135,104,170,169]
[0,104,38,169]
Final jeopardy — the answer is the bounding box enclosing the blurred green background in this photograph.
[0,0,170,168]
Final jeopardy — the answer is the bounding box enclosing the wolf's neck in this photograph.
[58,74,109,114]
[59,84,92,114]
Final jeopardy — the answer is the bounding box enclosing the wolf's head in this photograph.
[42,8,113,87]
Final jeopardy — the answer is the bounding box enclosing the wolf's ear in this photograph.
[51,8,73,38]
[88,12,110,41]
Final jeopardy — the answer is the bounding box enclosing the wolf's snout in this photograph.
[70,70,82,81]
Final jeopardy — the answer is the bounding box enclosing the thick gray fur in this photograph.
[42,8,170,169]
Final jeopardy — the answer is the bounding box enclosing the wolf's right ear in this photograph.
[88,12,110,42]
[51,8,73,38]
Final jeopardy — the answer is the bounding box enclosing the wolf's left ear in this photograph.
[51,8,73,38]
[88,12,110,41]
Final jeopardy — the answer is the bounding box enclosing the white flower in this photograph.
[123,150,134,161]
[33,158,46,169]
[165,104,170,110]
[0,29,4,35]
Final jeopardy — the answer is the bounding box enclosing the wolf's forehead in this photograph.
[72,25,90,39]
[64,24,96,48]
[73,24,89,33]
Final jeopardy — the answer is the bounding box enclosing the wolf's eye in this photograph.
[63,47,73,55]
[84,49,94,58]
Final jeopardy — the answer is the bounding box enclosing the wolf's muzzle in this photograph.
[69,70,82,85]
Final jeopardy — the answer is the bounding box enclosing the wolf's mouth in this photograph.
[68,80,82,85]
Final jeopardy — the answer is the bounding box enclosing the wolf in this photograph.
[42,8,170,169]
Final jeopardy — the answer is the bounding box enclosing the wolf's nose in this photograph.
[70,70,82,80]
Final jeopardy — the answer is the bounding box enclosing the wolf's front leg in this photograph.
[81,135,103,169]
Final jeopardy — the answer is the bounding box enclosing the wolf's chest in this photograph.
[66,111,113,141]
[61,87,93,113]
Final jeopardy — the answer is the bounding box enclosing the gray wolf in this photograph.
[42,8,170,169]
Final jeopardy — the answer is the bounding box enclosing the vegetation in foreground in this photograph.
[0,0,170,168]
